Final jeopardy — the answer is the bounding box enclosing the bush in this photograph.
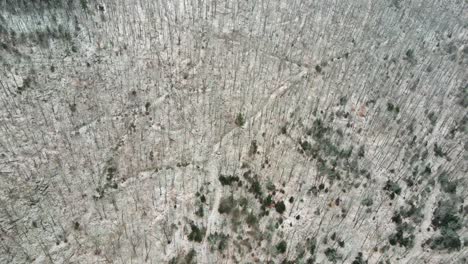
[434,143,445,157]
[398,203,423,224]
[195,205,204,217]
[184,249,196,264]
[315,65,322,73]
[432,200,461,231]
[457,85,468,107]
[169,248,197,264]
[438,173,456,194]
[388,223,415,248]
[352,252,367,264]
[430,228,461,251]
[266,182,276,191]
[427,112,437,126]
[383,180,401,199]
[339,146,353,159]
[307,238,317,255]
[245,213,258,227]
[218,197,236,214]
[422,165,432,176]
[235,113,245,127]
[262,195,273,208]
[208,232,229,252]
[106,167,116,180]
[275,201,286,214]
[218,175,239,186]
[188,224,205,243]
[405,49,414,60]
[238,196,248,209]
[361,197,373,207]
[80,0,89,11]
[391,212,402,224]
[280,125,288,134]
[358,145,365,158]
[300,140,313,152]
[249,180,262,197]
[324,248,339,263]
[276,240,287,254]
[339,96,347,106]
[311,118,329,140]
[387,102,395,112]
[200,195,206,203]
[249,140,258,156]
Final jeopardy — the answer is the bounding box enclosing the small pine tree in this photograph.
[235,113,245,127]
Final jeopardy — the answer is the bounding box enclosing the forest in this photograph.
[0,0,467,263]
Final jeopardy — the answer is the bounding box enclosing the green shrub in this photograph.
[275,201,286,214]
[427,112,437,126]
[399,203,424,224]
[208,232,229,252]
[432,200,461,231]
[276,240,287,254]
[351,252,367,264]
[184,249,196,263]
[249,140,258,156]
[80,0,89,11]
[188,224,205,243]
[339,96,347,106]
[200,195,206,203]
[457,85,468,107]
[280,125,287,134]
[383,180,401,199]
[235,113,245,127]
[434,143,445,157]
[169,249,197,264]
[315,65,322,73]
[300,140,313,152]
[307,238,317,255]
[218,197,236,214]
[438,173,456,194]
[238,196,248,210]
[387,102,395,112]
[361,197,373,207]
[246,213,258,227]
[391,213,402,224]
[249,180,262,197]
[218,175,240,186]
[421,165,432,176]
[339,146,353,159]
[386,102,400,115]
[358,145,365,158]
[324,248,339,263]
[262,195,273,208]
[430,228,461,251]
[388,223,415,248]
[405,49,416,63]
[195,205,204,217]
[311,118,329,140]
[266,182,276,191]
